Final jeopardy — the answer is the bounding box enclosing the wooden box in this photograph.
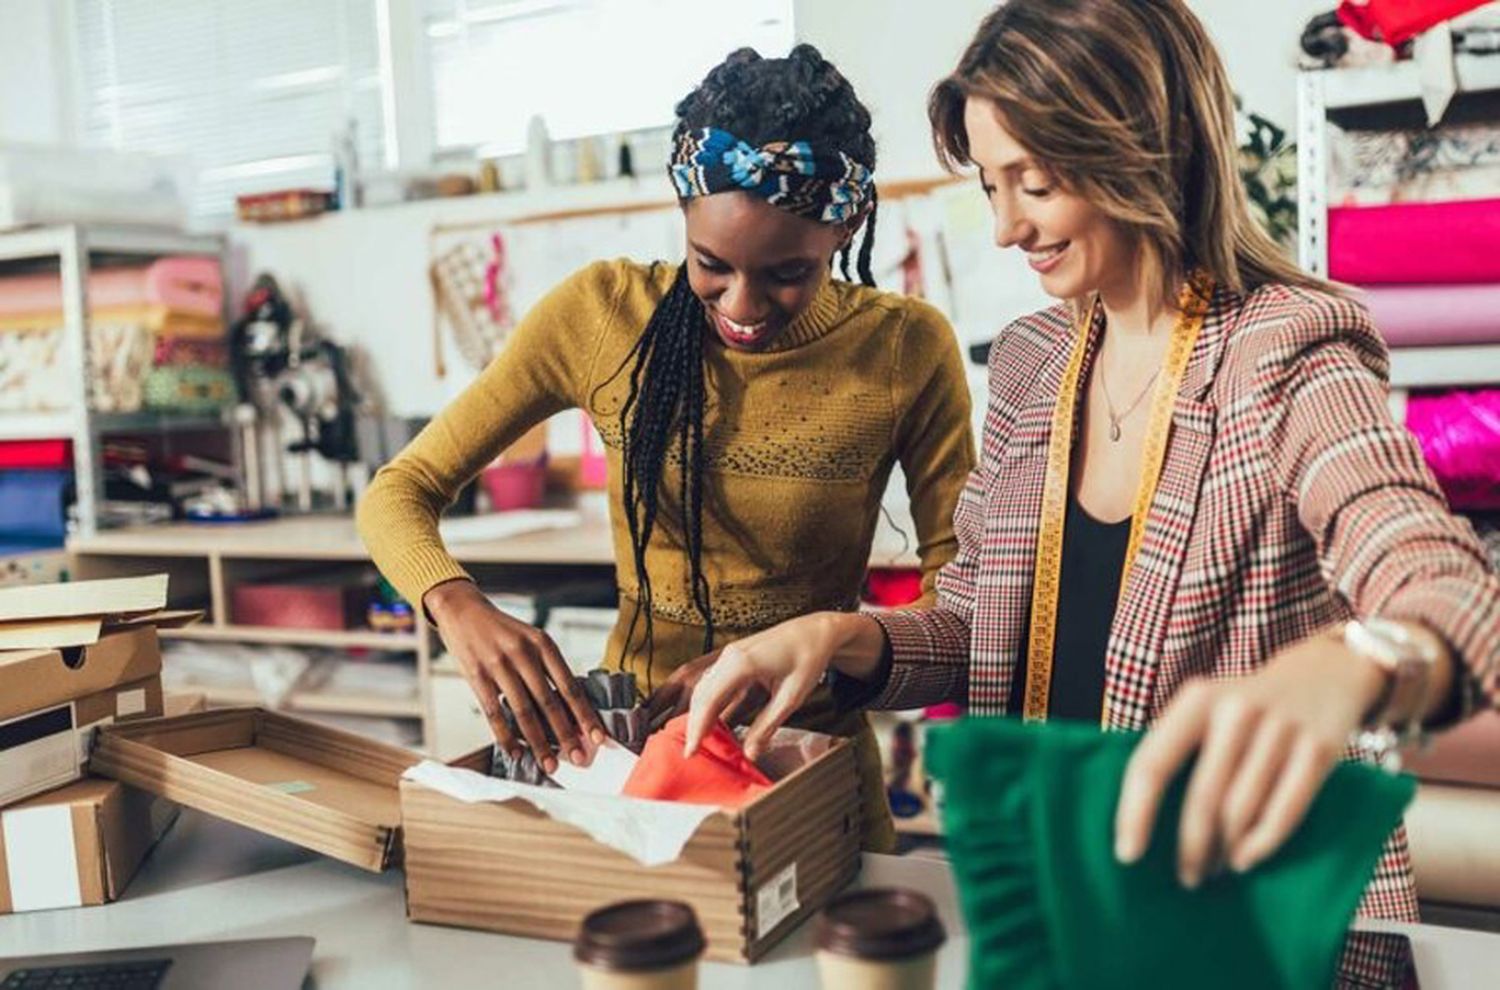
[400,735,863,963]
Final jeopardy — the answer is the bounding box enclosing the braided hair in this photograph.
[611,44,879,686]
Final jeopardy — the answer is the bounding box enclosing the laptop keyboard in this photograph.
[1,960,171,989]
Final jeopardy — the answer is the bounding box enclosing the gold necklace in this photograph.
[1097,355,1160,442]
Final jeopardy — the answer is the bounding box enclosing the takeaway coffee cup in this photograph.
[815,887,946,990]
[574,899,706,990]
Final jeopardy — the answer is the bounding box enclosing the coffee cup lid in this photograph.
[816,888,946,961]
[574,899,706,972]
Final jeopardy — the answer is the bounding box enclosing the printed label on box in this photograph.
[756,861,799,940]
[0,705,79,807]
[116,688,147,718]
[2,805,82,913]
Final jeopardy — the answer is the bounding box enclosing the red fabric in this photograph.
[0,440,71,469]
[1337,0,1490,45]
[622,715,772,808]
[864,567,924,607]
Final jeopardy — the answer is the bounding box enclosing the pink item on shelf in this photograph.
[231,581,369,630]
[1360,284,1500,347]
[0,256,223,318]
[1329,199,1500,284]
[482,458,547,510]
[579,418,608,489]
[1405,389,1500,511]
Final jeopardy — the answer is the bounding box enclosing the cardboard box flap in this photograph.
[0,618,104,652]
[0,575,168,624]
[107,609,203,632]
[90,708,424,872]
[0,607,203,652]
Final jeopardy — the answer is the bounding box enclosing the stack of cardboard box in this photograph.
[0,574,197,914]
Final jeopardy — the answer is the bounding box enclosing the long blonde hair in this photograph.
[930,0,1334,300]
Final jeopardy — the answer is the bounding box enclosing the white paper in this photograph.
[403,760,718,867]
[2,805,82,912]
[438,509,582,544]
[547,739,638,796]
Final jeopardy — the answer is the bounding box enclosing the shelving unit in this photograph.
[1297,61,1500,391]
[0,223,235,535]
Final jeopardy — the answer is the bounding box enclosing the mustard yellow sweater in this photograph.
[358,259,974,683]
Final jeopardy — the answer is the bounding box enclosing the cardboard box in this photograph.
[0,625,163,724]
[399,736,863,963]
[0,575,191,807]
[0,676,164,807]
[0,777,178,914]
[90,708,427,872]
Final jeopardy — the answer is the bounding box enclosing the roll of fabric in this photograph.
[1360,284,1500,347]
[1405,389,1500,511]
[1329,199,1500,284]
[153,336,230,369]
[0,257,222,318]
[142,366,237,413]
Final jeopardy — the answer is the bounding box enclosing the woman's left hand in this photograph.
[1113,629,1389,888]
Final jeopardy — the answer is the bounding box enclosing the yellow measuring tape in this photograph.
[1022,271,1214,726]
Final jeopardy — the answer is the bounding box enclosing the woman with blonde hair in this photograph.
[685,0,1499,921]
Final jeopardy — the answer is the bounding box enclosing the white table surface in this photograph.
[1,811,1497,989]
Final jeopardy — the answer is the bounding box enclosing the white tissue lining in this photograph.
[402,761,719,868]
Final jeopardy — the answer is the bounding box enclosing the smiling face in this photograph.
[962,96,1139,303]
[683,192,848,352]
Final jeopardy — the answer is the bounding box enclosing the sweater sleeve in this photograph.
[356,260,626,610]
[888,299,976,605]
[1251,291,1500,719]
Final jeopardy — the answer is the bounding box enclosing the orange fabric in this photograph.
[622,715,772,808]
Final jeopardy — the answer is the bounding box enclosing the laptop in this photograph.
[0,936,313,990]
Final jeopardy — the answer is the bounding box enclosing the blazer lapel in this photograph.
[1103,286,1237,729]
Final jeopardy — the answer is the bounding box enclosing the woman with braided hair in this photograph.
[359,45,975,850]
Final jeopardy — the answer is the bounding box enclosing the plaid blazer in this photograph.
[871,281,1500,922]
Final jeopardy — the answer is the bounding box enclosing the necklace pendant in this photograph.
[1109,420,1122,442]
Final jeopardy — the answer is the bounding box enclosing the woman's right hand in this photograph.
[424,579,605,772]
[684,611,886,760]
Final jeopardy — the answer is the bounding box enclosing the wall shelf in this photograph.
[0,223,233,536]
[162,624,420,652]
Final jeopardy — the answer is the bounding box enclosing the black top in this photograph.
[1009,498,1130,722]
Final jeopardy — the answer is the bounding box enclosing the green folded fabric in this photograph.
[926,718,1415,990]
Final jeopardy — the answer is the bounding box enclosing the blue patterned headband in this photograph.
[669,127,874,225]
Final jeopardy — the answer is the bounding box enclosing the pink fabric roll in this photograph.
[1360,284,1500,347]
[0,256,222,317]
[1329,199,1500,284]
[1405,390,1500,511]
